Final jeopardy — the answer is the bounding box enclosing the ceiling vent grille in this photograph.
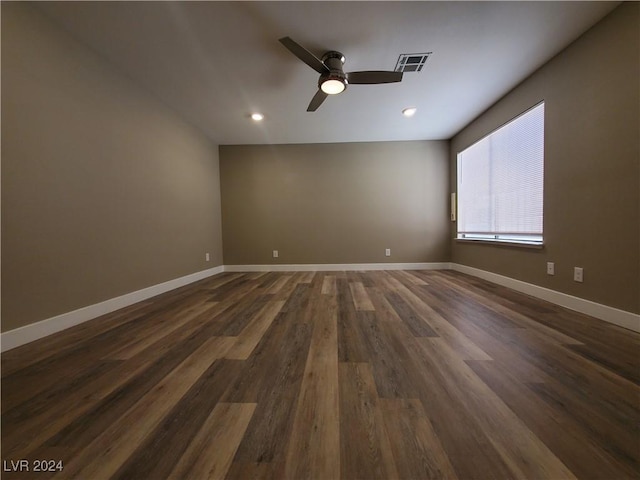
[395,52,431,73]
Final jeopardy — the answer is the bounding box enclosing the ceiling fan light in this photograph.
[402,107,417,117]
[321,78,346,95]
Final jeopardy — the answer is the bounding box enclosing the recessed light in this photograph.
[402,107,417,117]
[251,113,264,121]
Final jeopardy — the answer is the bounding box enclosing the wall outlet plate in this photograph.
[574,267,584,282]
[273,250,279,258]
[385,248,391,257]
[546,262,554,275]
[205,252,210,262]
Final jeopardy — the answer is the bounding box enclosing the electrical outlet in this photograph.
[385,248,391,257]
[546,262,554,275]
[205,252,210,262]
[273,250,279,258]
[574,267,584,283]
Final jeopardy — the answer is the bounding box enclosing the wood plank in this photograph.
[357,271,377,287]
[207,274,253,301]
[2,320,149,413]
[168,403,256,480]
[224,302,312,465]
[209,293,271,336]
[388,269,429,286]
[379,398,458,480]
[431,271,583,346]
[272,273,309,304]
[224,300,285,360]
[298,271,315,284]
[415,283,552,383]
[4,297,235,452]
[225,462,273,480]
[349,281,375,311]
[390,276,493,361]
[528,379,640,472]
[366,285,404,324]
[37,301,254,459]
[284,294,340,479]
[567,341,640,385]
[55,336,235,479]
[467,359,639,479]
[278,282,310,312]
[221,312,310,404]
[2,358,151,460]
[338,362,399,480]
[406,347,515,479]
[111,359,244,479]
[267,274,292,293]
[384,291,439,337]
[321,274,337,295]
[336,278,368,363]
[108,298,218,360]
[418,337,577,479]
[356,311,421,399]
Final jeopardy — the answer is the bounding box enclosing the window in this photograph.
[456,102,544,246]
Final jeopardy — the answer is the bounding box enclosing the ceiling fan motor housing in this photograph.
[319,51,348,91]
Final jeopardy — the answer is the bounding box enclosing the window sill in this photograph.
[455,238,544,250]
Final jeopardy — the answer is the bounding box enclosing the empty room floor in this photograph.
[2,270,639,479]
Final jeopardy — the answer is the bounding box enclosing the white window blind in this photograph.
[457,102,544,245]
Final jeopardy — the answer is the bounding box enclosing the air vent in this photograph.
[395,52,431,73]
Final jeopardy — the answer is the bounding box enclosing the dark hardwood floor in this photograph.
[2,270,639,479]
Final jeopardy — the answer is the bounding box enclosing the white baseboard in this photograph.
[1,262,444,351]
[224,262,452,272]
[451,263,640,333]
[0,265,224,352]
[4,261,637,352]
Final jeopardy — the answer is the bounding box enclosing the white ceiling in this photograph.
[35,1,618,145]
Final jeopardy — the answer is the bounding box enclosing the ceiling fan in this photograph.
[279,36,403,112]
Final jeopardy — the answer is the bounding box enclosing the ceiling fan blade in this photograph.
[346,71,403,84]
[279,37,329,74]
[307,89,328,112]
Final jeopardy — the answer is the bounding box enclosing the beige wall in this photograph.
[220,141,450,265]
[1,3,223,332]
[450,3,639,314]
